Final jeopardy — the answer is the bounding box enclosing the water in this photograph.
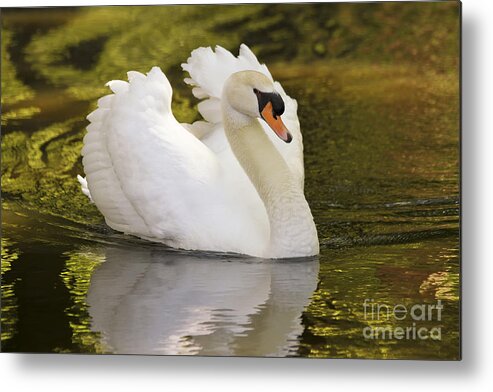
[1,5,460,359]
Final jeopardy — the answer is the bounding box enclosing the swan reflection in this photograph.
[86,245,319,356]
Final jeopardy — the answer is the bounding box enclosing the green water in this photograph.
[1,4,460,359]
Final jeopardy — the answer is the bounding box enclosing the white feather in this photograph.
[77,174,93,202]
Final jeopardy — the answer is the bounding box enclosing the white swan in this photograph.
[78,44,319,258]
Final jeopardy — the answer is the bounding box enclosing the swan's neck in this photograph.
[222,101,319,258]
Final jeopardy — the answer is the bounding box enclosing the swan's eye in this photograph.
[254,89,285,118]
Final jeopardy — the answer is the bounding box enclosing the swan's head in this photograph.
[223,70,292,143]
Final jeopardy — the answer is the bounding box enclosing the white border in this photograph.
[2,0,493,390]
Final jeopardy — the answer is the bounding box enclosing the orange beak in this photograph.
[261,102,292,143]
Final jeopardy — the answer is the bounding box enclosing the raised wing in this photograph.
[182,44,305,188]
[81,67,259,251]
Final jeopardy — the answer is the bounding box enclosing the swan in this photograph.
[78,44,319,258]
